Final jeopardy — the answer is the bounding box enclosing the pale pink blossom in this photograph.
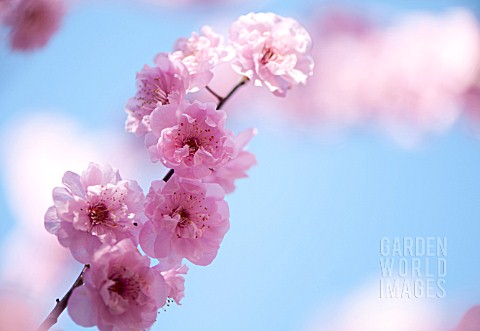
[146,101,236,179]
[455,305,480,331]
[6,0,65,51]
[125,53,190,136]
[44,163,145,264]
[229,12,314,97]
[68,239,168,331]
[169,25,234,91]
[158,264,189,305]
[203,128,257,193]
[140,175,230,266]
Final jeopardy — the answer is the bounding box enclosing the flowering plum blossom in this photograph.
[146,101,237,179]
[170,25,234,91]
[140,175,230,266]
[203,127,257,193]
[158,264,189,305]
[125,53,190,136]
[6,0,65,51]
[44,163,145,264]
[68,239,168,331]
[229,12,314,97]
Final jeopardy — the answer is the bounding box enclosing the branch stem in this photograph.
[37,264,89,331]
[163,169,174,182]
[217,76,249,110]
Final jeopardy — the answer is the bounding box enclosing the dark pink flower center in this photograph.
[170,200,210,239]
[109,275,141,301]
[184,137,201,155]
[88,203,111,226]
[261,46,277,65]
[173,207,191,227]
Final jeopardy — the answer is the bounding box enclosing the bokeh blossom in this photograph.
[44,162,145,264]
[125,53,190,136]
[140,175,230,266]
[454,305,480,331]
[229,12,314,97]
[5,0,65,51]
[146,101,237,179]
[203,127,257,193]
[269,9,480,145]
[170,25,234,91]
[68,239,168,331]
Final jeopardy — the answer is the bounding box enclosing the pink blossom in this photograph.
[455,305,480,331]
[44,163,145,264]
[140,175,230,266]
[229,12,314,97]
[169,25,234,91]
[158,264,189,305]
[6,0,65,51]
[203,128,257,193]
[125,53,190,136]
[146,101,237,179]
[68,239,168,331]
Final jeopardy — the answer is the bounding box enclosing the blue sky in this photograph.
[1,0,480,330]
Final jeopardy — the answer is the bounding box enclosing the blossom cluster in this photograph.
[43,12,313,331]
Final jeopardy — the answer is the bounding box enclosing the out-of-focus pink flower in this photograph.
[203,128,257,193]
[146,101,236,179]
[140,175,230,266]
[273,9,480,146]
[6,0,65,51]
[158,264,189,305]
[68,239,168,331]
[44,162,145,264]
[455,305,480,331]
[229,12,314,97]
[170,25,234,91]
[125,54,190,136]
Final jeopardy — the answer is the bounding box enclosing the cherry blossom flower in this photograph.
[68,239,168,331]
[125,53,190,136]
[203,128,257,193]
[229,12,314,97]
[169,25,234,91]
[158,263,189,305]
[6,0,65,51]
[146,101,237,179]
[44,163,145,264]
[140,175,230,266]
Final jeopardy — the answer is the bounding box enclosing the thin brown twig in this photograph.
[217,76,250,110]
[36,264,89,331]
[205,85,223,102]
[163,168,174,182]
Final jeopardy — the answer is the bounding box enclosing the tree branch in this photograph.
[214,76,250,110]
[36,264,89,331]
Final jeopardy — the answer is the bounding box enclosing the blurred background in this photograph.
[1,0,480,330]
